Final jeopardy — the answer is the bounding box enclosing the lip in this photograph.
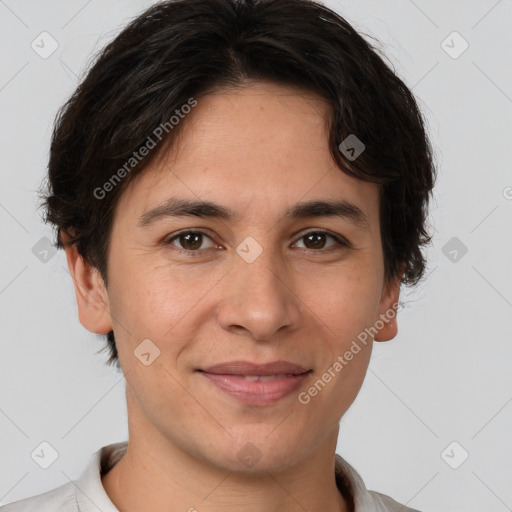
[196,360,312,406]
[199,360,310,376]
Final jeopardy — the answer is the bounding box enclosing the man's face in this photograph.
[72,81,400,472]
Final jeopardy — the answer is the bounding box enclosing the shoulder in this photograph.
[0,481,77,512]
[0,442,126,512]
[369,490,422,512]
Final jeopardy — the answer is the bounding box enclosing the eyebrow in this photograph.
[137,197,370,230]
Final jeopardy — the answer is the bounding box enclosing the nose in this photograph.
[216,243,302,341]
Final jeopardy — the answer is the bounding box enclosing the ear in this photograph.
[61,229,113,335]
[374,263,405,342]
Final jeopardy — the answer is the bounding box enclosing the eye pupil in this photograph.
[304,232,326,249]
[181,233,202,250]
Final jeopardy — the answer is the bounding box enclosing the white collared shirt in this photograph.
[0,442,421,512]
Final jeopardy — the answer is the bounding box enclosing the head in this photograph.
[39,0,436,472]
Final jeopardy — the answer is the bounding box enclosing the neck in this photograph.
[102,437,349,512]
[101,392,349,512]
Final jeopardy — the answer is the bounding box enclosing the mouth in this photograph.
[195,361,313,405]
[206,373,308,381]
[197,359,311,376]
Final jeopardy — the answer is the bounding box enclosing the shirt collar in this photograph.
[74,442,127,512]
[335,453,388,512]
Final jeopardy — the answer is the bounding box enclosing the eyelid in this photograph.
[292,228,352,250]
[165,228,219,253]
[164,227,351,255]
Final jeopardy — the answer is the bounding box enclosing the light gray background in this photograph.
[1,1,511,511]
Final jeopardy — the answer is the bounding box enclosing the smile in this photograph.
[198,371,312,406]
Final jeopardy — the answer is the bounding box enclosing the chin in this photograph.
[201,433,306,474]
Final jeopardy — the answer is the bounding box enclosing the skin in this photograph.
[64,80,403,512]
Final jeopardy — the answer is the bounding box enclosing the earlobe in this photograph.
[62,232,113,335]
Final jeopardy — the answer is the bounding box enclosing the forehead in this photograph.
[113,81,380,231]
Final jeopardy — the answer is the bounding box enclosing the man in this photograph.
[1,0,435,510]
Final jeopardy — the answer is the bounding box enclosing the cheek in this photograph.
[109,261,188,323]
[107,261,223,368]
[299,268,381,337]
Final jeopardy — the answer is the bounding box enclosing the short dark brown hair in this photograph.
[39,0,437,368]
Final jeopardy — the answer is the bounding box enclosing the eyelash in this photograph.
[164,229,351,257]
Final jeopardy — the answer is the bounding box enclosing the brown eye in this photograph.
[166,230,215,252]
[178,232,203,250]
[303,232,327,249]
[294,231,347,251]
